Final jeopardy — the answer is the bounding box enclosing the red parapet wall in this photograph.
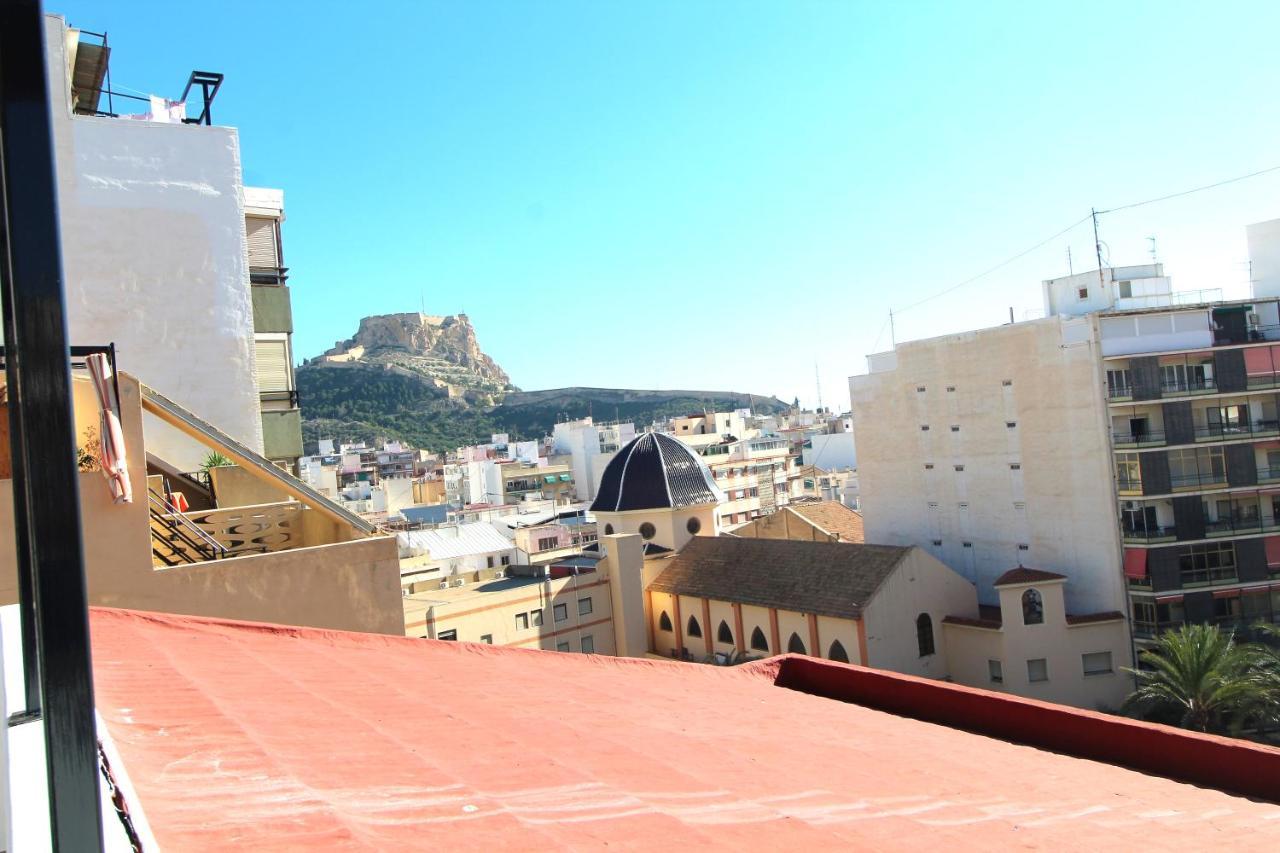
[772,654,1280,803]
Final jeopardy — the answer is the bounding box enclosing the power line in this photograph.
[894,215,1092,314]
[1098,163,1280,215]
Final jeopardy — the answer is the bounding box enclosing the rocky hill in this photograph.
[298,313,791,453]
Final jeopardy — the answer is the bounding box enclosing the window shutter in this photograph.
[254,339,291,392]
[246,217,279,268]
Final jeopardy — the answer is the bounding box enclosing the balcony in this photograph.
[1161,377,1217,397]
[1112,430,1167,449]
[1169,471,1229,491]
[1193,419,1280,443]
[1121,525,1177,544]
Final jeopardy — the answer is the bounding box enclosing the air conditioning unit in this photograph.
[1123,501,1138,510]
[438,581,449,590]
[452,578,466,587]
[1249,312,1261,325]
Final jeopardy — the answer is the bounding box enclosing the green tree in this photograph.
[1123,623,1264,734]
[1249,623,1280,735]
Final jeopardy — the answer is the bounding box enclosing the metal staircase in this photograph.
[148,489,227,566]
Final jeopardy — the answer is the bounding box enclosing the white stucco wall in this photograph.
[45,16,262,470]
[1248,218,1280,300]
[850,317,1126,614]
[802,432,857,470]
[863,547,977,678]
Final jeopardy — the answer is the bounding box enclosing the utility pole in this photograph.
[889,309,896,348]
[814,362,823,413]
[1091,207,1105,291]
[1067,246,1073,276]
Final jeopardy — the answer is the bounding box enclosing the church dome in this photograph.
[590,432,725,513]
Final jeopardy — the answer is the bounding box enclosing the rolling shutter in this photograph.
[254,338,291,392]
[246,217,279,268]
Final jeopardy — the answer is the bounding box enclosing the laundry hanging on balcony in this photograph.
[86,352,133,504]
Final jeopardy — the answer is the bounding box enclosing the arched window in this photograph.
[686,517,702,535]
[828,640,849,663]
[1022,589,1044,625]
[750,626,769,652]
[639,522,656,540]
[658,611,673,632]
[687,616,702,638]
[717,620,733,644]
[787,633,806,655]
[916,613,935,657]
[604,523,614,535]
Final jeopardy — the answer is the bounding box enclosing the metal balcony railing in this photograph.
[1161,377,1217,395]
[250,265,289,285]
[260,388,300,408]
[1112,430,1166,448]
[1169,471,1229,490]
[1121,525,1177,543]
[1193,419,1280,441]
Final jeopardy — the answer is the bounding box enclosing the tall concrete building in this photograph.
[853,233,1280,647]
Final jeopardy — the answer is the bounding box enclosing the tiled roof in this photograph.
[1066,611,1127,625]
[590,432,724,512]
[90,608,1280,850]
[649,537,909,619]
[788,501,865,543]
[993,566,1067,586]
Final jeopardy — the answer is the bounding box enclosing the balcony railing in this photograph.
[1194,419,1280,442]
[1112,430,1166,448]
[1162,377,1217,396]
[1121,525,1177,544]
[1260,465,1280,484]
[1169,471,1229,491]
[260,388,300,408]
[250,265,289,285]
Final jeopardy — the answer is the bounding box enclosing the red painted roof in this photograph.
[90,608,1280,851]
[993,566,1068,586]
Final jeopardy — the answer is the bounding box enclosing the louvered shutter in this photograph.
[254,339,291,392]
[246,217,279,268]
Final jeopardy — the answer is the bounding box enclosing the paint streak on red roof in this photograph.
[90,608,1280,851]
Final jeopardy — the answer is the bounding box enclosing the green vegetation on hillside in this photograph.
[298,364,790,454]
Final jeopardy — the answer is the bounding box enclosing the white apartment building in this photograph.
[682,433,798,527]
[46,16,289,470]
[551,417,637,502]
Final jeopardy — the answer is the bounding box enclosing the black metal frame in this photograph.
[180,70,223,126]
[0,0,106,847]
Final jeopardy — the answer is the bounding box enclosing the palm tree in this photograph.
[1249,623,1280,735]
[1123,623,1264,734]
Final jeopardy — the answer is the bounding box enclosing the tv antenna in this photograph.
[814,362,823,413]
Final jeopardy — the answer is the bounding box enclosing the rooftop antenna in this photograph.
[1067,246,1074,276]
[1091,207,1106,290]
[814,362,823,413]
[1148,236,1158,264]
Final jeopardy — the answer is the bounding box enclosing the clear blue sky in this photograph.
[56,1,1280,409]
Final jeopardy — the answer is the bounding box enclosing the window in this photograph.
[717,621,733,644]
[924,463,934,470]
[659,611,673,632]
[438,629,457,641]
[787,633,807,655]
[639,522,656,540]
[950,425,960,432]
[580,635,594,654]
[687,616,702,637]
[1116,453,1142,492]
[578,597,593,616]
[915,613,935,657]
[531,608,543,627]
[1082,651,1113,676]
[946,385,956,392]
[556,641,570,652]
[486,556,494,568]
[500,555,510,566]
[1027,658,1049,682]
[1017,543,1029,552]
[916,386,926,393]
[1002,379,1013,387]
[480,634,493,644]
[1022,589,1044,625]
[962,542,973,548]
[988,659,1003,683]
[1077,286,1088,300]
[554,603,568,623]
[1106,368,1132,398]
[931,539,942,546]
[828,640,849,663]
[1159,357,1212,393]
[1006,421,1016,429]
[954,465,965,472]
[1118,280,1132,298]
[920,424,930,431]
[515,613,529,631]
[750,626,769,652]
[686,517,701,535]
[1009,463,1021,470]
[1179,542,1236,585]
[603,524,614,535]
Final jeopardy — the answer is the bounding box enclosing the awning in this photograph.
[558,473,572,482]
[1266,536,1280,567]
[1156,594,1184,604]
[1212,588,1241,599]
[1123,548,1148,579]
[1244,345,1280,376]
[543,475,557,484]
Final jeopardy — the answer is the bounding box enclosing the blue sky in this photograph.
[57,1,1280,409]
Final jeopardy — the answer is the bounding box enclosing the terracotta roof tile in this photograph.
[788,501,865,543]
[993,566,1068,586]
[650,537,908,619]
